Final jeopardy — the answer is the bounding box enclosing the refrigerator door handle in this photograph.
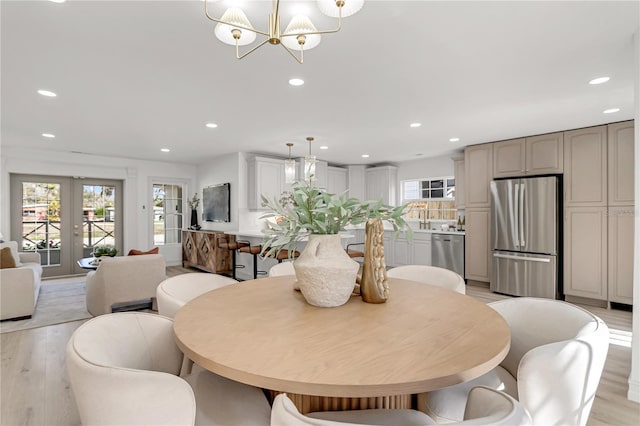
[493,253,551,263]
[513,183,520,248]
[519,182,525,247]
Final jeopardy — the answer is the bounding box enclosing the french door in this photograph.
[10,174,123,277]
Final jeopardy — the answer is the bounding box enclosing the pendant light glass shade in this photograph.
[214,8,256,46]
[282,15,321,51]
[284,159,297,183]
[304,155,317,181]
[317,0,365,18]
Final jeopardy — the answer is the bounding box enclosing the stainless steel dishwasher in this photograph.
[431,233,465,278]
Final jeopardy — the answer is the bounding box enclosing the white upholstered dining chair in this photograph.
[418,297,609,426]
[269,261,296,277]
[386,265,466,294]
[66,312,271,426]
[271,386,531,425]
[156,272,237,319]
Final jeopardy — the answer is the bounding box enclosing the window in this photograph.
[402,177,455,202]
[153,183,183,245]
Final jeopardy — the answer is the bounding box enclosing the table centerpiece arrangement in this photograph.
[260,180,411,307]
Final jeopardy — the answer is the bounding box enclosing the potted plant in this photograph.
[261,180,411,307]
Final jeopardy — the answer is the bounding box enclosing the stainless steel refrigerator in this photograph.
[490,176,559,299]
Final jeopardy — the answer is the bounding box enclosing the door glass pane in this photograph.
[82,184,116,257]
[21,182,61,266]
[153,184,183,245]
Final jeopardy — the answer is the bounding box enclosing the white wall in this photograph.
[0,146,196,266]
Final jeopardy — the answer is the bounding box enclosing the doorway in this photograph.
[10,174,123,277]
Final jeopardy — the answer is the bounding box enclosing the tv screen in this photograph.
[203,183,230,223]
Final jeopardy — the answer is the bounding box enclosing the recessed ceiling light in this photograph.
[289,78,304,86]
[361,154,370,158]
[603,108,620,114]
[37,89,57,97]
[161,148,170,152]
[205,123,218,128]
[319,146,328,150]
[589,77,610,85]
[49,0,66,3]
[449,137,460,142]
[42,133,55,138]
[409,123,421,128]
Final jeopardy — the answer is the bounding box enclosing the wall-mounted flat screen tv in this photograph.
[203,183,230,223]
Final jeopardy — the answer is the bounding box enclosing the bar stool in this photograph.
[345,242,365,260]
[218,237,249,280]
[275,249,300,263]
[238,244,267,280]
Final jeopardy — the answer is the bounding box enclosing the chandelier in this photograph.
[205,0,365,64]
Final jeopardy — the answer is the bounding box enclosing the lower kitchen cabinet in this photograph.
[608,206,635,305]
[464,208,491,283]
[385,232,431,268]
[564,207,607,300]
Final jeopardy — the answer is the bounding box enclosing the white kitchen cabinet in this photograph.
[493,133,563,178]
[607,120,635,206]
[464,208,490,283]
[564,206,608,300]
[564,125,607,207]
[327,166,348,195]
[410,233,432,266]
[608,206,635,305]
[347,165,366,201]
[453,156,465,210]
[464,144,493,208]
[384,231,431,267]
[247,156,284,210]
[366,166,398,206]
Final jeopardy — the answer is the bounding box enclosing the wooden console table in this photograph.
[181,230,234,275]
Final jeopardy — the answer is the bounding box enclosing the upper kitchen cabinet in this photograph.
[327,166,348,195]
[464,144,493,208]
[366,166,398,206]
[452,156,465,210]
[347,165,366,201]
[492,133,563,178]
[247,156,284,210]
[607,120,635,206]
[564,125,607,207]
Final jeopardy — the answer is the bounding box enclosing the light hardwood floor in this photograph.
[1,269,638,425]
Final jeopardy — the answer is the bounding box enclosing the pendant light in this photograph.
[304,136,316,182]
[284,143,296,183]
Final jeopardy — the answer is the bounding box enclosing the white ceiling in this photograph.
[1,0,638,166]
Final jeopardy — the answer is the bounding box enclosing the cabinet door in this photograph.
[411,234,432,266]
[564,207,607,300]
[248,157,284,210]
[608,207,634,304]
[464,208,490,282]
[392,238,411,267]
[453,158,466,209]
[564,126,607,207]
[526,132,563,175]
[608,121,635,206]
[327,166,348,195]
[366,166,397,205]
[493,138,525,178]
[464,144,493,208]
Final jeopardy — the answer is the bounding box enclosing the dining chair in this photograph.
[156,272,237,319]
[66,312,271,426]
[418,297,609,426]
[269,261,296,277]
[386,265,466,294]
[271,386,532,425]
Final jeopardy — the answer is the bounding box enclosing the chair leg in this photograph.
[180,356,194,376]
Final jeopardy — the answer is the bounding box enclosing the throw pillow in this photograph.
[0,247,17,269]
[0,241,22,267]
[127,247,159,256]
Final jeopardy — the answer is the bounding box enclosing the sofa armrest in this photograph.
[19,251,41,264]
[0,267,37,320]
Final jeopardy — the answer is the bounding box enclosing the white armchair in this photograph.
[0,241,42,320]
[85,254,166,316]
[269,261,296,277]
[386,265,466,294]
[66,312,271,425]
[418,297,609,426]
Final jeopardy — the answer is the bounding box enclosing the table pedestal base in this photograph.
[270,391,412,414]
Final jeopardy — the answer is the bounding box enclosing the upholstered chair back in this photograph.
[156,273,237,319]
[66,313,195,425]
[269,261,296,277]
[386,265,465,294]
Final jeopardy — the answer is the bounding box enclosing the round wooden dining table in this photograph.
[173,276,510,413]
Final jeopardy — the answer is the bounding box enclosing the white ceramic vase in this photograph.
[294,234,359,307]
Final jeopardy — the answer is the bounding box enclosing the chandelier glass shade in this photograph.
[304,137,316,182]
[284,143,296,184]
[205,0,365,64]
